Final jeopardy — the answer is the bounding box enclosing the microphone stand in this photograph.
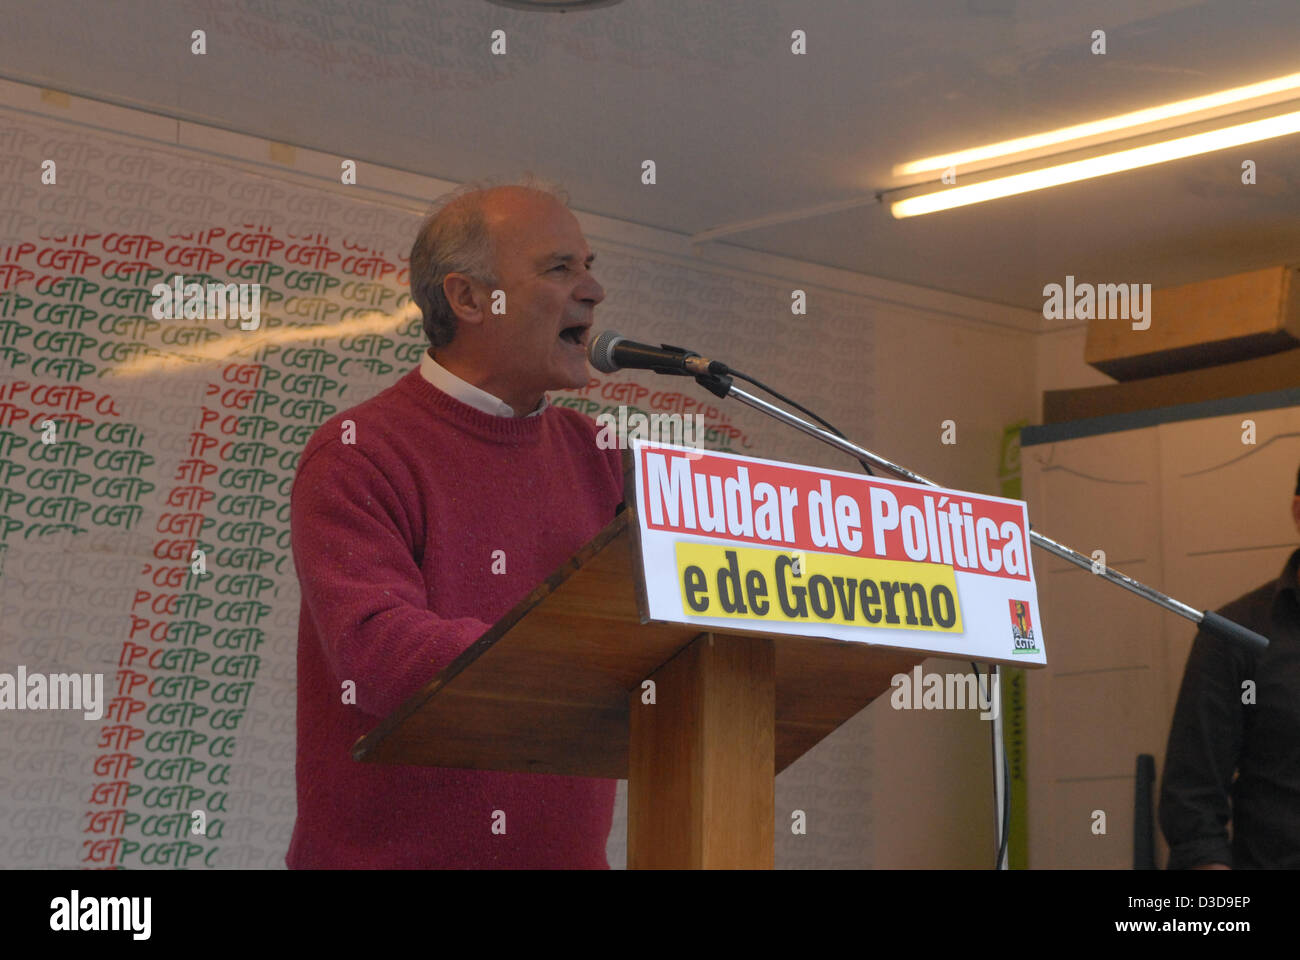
[678,365,1271,871]
[683,369,1270,654]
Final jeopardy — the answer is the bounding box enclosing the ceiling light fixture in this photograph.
[890,107,1300,218]
[893,69,1300,177]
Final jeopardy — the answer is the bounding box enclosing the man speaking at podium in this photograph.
[286,176,624,868]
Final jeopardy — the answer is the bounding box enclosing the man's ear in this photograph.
[442,273,488,328]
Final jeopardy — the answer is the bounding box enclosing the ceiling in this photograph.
[5,0,1300,313]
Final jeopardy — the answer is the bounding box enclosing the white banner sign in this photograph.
[632,441,1047,666]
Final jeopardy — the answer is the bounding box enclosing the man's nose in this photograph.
[576,271,605,306]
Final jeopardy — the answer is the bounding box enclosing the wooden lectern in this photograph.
[351,505,927,869]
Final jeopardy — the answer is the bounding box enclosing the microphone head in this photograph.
[588,329,625,373]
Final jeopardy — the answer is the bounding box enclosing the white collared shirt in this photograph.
[419,348,548,419]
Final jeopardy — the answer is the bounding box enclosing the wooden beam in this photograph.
[628,632,776,869]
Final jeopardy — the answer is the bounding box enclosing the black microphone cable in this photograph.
[707,361,877,478]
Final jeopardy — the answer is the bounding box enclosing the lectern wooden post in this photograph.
[351,509,926,869]
[628,632,775,869]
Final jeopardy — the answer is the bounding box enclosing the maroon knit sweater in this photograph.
[285,366,623,868]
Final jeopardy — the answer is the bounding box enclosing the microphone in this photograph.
[588,330,728,377]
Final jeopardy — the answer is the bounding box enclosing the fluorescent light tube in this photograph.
[894,70,1300,176]
[890,108,1300,218]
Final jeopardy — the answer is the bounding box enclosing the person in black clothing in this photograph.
[1158,462,1300,869]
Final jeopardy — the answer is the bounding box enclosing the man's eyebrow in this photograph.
[537,252,596,267]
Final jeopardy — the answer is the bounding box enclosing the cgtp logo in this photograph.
[1009,599,1038,653]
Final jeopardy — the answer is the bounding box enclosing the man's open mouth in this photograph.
[559,325,588,347]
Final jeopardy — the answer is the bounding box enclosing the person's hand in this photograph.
[1190,862,1230,870]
